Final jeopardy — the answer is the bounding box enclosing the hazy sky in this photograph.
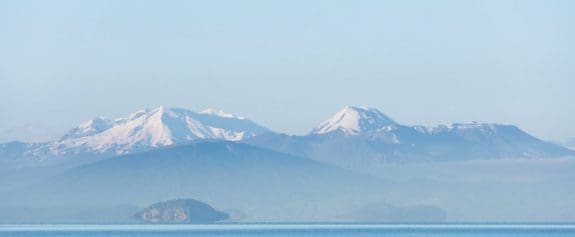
[0,0,574,142]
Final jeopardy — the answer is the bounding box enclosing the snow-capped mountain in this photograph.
[309,106,566,148]
[2,105,573,169]
[0,106,271,164]
[56,106,269,154]
[247,106,575,171]
[311,106,398,135]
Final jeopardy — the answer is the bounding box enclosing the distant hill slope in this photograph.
[1,141,383,222]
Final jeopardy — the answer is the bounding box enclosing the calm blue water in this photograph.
[1,224,574,237]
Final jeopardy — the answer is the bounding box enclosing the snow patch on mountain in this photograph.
[23,106,271,157]
[200,108,245,119]
[311,106,398,135]
[61,117,116,140]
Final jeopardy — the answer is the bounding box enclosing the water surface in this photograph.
[1,224,574,236]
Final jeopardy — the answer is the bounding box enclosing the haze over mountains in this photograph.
[563,137,575,150]
[3,141,382,222]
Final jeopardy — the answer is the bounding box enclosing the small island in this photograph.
[135,199,229,224]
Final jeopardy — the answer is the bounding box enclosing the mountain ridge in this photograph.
[0,106,271,165]
[1,105,573,168]
[246,106,574,171]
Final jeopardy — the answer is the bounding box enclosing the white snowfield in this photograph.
[47,106,269,156]
[310,106,505,138]
[311,106,398,135]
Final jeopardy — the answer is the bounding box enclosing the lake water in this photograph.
[1,224,574,236]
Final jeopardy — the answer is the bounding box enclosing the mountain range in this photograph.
[1,105,573,170]
[0,106,270,166]
[247,106,574,171]
[1,105,574,222]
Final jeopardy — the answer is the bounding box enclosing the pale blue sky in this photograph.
[0,0,574,142]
